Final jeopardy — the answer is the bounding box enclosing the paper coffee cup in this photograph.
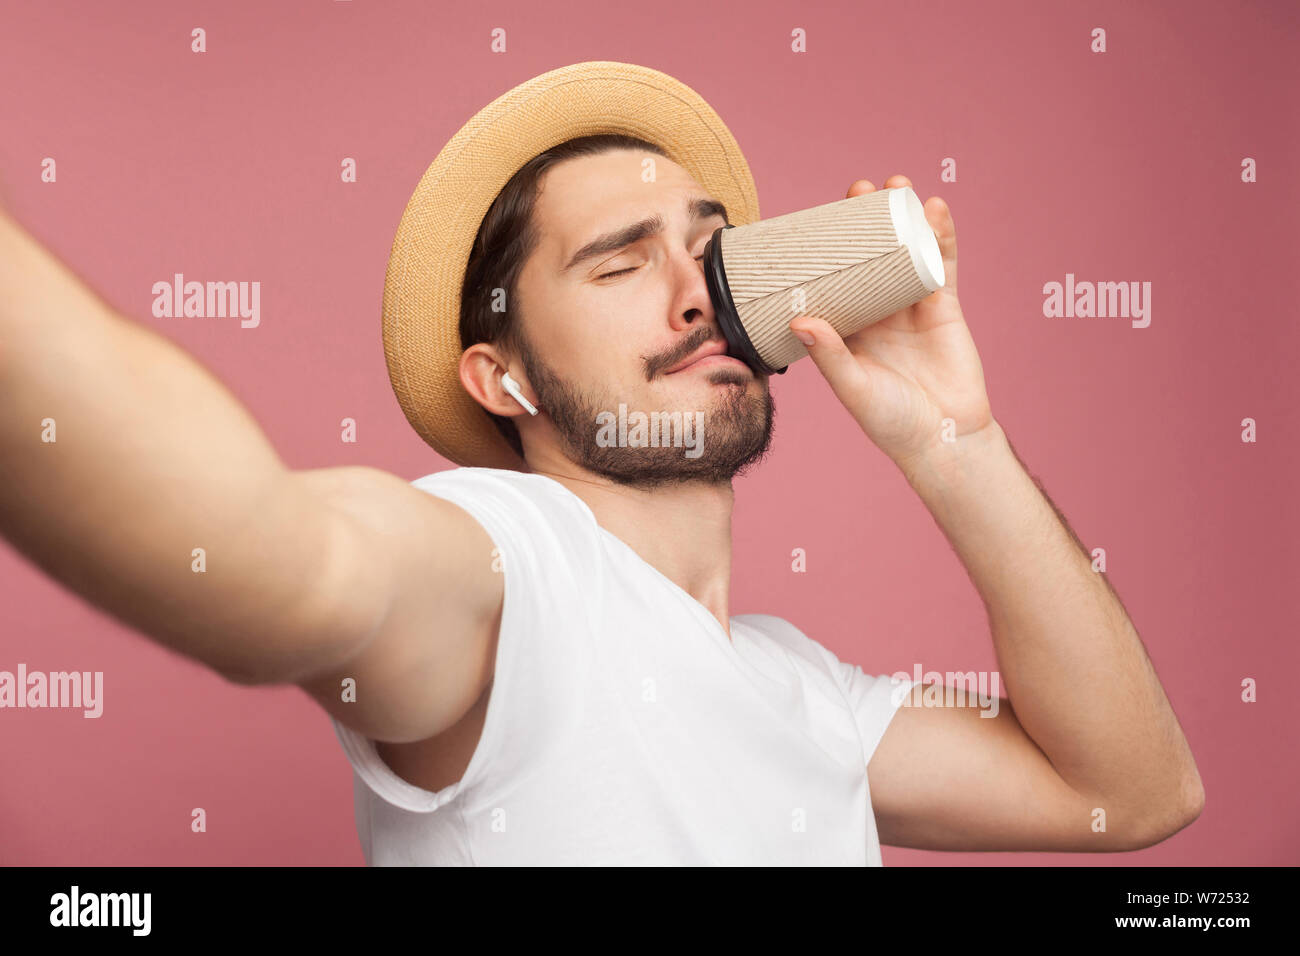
[703,186,945,374]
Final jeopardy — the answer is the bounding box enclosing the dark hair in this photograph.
[459,133,670,460]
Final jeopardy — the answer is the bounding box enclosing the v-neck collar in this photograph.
[523,471,739,650]
[596,525,739,648]
[521,474,858,770]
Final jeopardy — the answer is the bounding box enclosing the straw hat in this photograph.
[381,61,761,470]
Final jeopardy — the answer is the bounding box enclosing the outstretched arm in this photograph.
[0,207,502,749]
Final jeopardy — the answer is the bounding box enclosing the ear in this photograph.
[501,372,539,415]
[459,344,538,418]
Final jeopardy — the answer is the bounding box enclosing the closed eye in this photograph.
[597,255,705,281]
[595,266,638,280]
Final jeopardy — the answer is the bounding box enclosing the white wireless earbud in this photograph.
[500,371,538,416]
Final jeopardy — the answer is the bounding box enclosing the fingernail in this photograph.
[792,329,815,346]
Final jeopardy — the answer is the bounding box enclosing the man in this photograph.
[0,62,1202,865]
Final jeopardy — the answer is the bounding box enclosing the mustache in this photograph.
[645,326,726,381]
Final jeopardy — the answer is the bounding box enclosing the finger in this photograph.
[923,195,957,293]
[787,315,872,402]
[883,174,912,189]
[847,179,876,198]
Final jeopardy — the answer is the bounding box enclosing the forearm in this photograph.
[0,208,342,681]
[897,420,1202,827]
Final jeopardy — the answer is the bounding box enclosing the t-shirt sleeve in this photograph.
[832,660,913,766]
[327,467,600,814]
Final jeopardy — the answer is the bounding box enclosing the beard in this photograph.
[519,341,775,489]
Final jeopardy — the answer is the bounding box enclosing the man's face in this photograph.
[512,149,775,488]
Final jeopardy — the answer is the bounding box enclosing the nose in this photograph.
[667,247,718,335]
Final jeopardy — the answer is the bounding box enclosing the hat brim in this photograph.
[381,60,761,470]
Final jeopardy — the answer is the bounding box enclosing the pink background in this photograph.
[1,0,1296,865]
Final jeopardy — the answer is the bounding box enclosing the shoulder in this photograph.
[734,612,837,670]
[411,467,597,530]
[412,466,577,505]
[410,466,603,575]
[737,613,911,763]
[736,612,910,705]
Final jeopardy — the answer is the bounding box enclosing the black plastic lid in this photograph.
[702,224,787,376]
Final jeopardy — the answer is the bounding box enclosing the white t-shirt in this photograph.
[329,466,910,865]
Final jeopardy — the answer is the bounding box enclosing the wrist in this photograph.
[895,417,1010,492]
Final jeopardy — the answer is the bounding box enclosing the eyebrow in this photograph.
[561,196,731,274]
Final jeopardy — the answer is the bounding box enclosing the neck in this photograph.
[526,456,735,640]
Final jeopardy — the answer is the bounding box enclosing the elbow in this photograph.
[1128,770,1205,849]
[1173,769,1207,831]
[1181,770,1207,823]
